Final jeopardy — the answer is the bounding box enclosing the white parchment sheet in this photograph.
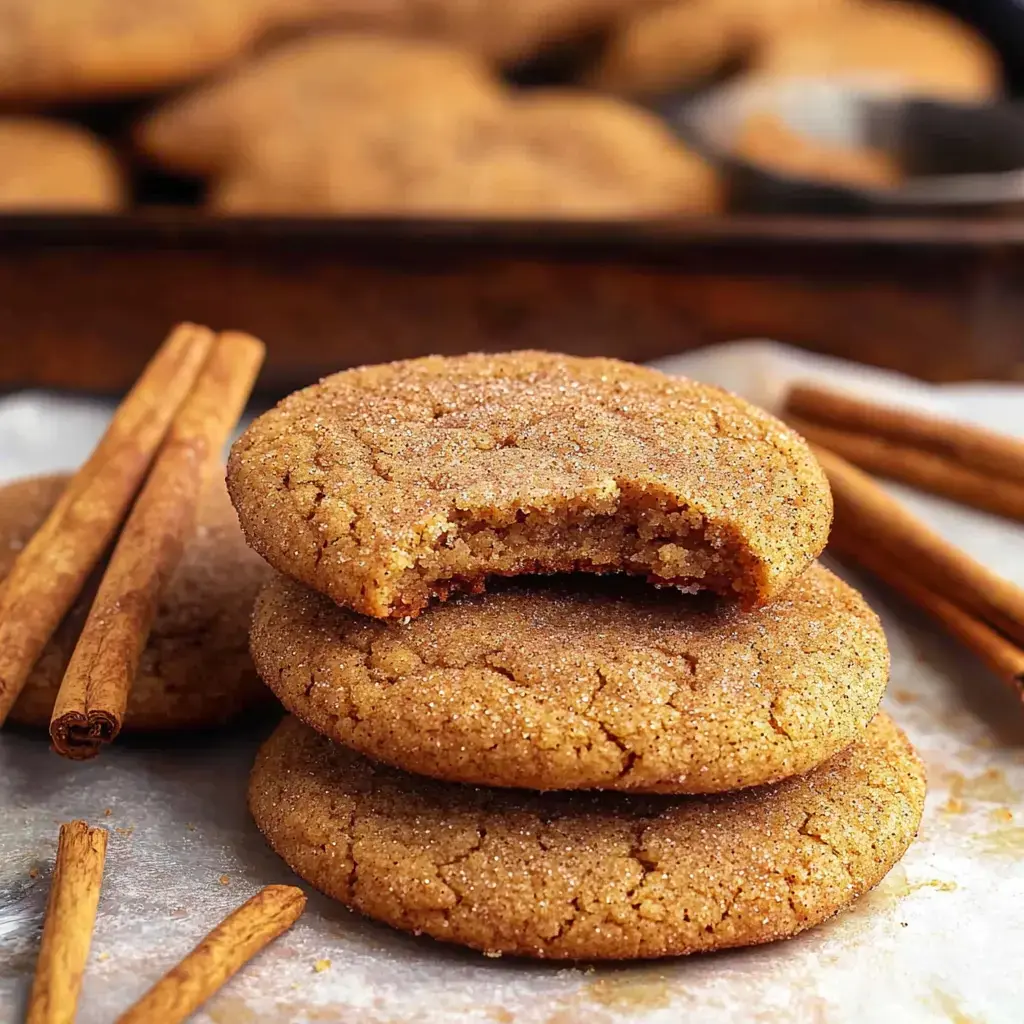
[1,341,1022,1024]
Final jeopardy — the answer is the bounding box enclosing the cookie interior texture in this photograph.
[251,564,888,793]
[1,473,272,731]
[228,353,831,618]
[248,713,925,960]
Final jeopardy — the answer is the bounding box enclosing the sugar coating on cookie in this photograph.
[2,474,272,731]
[249,713,925,960]
[228,353,831,618]
[251,564,887,792]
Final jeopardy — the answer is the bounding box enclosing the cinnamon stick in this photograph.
[788,414,1024,522]
[0,324,215,727]
[114,885,306,1024]
[50,332,265,758]
[830,525,1024,699]
[26,821,108,1024]
[786,382,1024,483]
[811,444,1024,648]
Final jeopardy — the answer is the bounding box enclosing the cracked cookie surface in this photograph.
[227,352,831,618]
[2,474,273,731]
[248,713,925,959]
[251,563,887,792]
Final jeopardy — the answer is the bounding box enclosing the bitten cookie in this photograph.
[227,353,832,618]
[0,120,122,211]
[249,713,926,960]
[251,564,888,793]
[3,474,272,731]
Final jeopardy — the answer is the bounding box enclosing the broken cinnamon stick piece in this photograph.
[830,526,1024,700]
[50,332,265,759]
[811,444,1024,648]
[0,324,215,728]
[788,414,1024,522]
[114,885,306,1024]
[26,821,108,1024]
[785,382,1024,484]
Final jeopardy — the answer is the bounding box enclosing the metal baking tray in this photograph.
[675,76,1024,215]
[2,211,1024,396]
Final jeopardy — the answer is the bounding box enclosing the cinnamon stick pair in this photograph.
[50,331,264,758]
[784,382,1024,522]
[0,324,214,728]
[811,444,1024,699]
[27,820,304,1024]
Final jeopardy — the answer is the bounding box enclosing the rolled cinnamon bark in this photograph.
[114,885,306,1024]
[26,821,109,1024]
[50,331,265,759]
[0,324,214,727]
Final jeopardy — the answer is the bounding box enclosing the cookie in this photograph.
[589,0,841,97]
[227,353,831,618]
[249,712,925,959]
[137,34,506,177]
[734,112,903,190]
[212,89,721,217]
[277,0,652,65]
[2,474,272,732]
[753,1,1000,102]
[0,0,272,103]
[251,563,887,793]
[0,120,123,211]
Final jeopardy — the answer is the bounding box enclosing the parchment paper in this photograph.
[1,342,1022,1024]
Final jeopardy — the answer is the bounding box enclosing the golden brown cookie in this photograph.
[0,0,274,102]
[228,353,832,618]
[212,89,720,217]
[277,0,654,65]
[250,564,888,793]
[137,34,506,177]
[752,1,1001,102]
[734,112,903,190]
[589,0,841,97]
[0,120,122,211]
[2,474,272,732]
[249,712,925,959]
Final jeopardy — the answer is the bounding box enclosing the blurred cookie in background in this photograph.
[211,89,721,217]
[753,1,1001,101]
[136,34,507,176]
[0,119,123,210]
[0,0,273,102]
[284,0,658,66]
[588,0,843,97]
[733,111,904,189]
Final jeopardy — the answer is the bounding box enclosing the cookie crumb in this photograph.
[114,826,134,836]
[97,951,111,962]
[313,959,331,973]
[219,874,230,886]
[892,689,918,704]
[28,867,39,879]
[104,808,112,817]
[186,823,197,831]
[991,807,1014,824]
[941,797,965,815]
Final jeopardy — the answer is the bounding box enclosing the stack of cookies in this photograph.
[232,352,926,960]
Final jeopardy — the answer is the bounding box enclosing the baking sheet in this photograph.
[1,342,1022,1024]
